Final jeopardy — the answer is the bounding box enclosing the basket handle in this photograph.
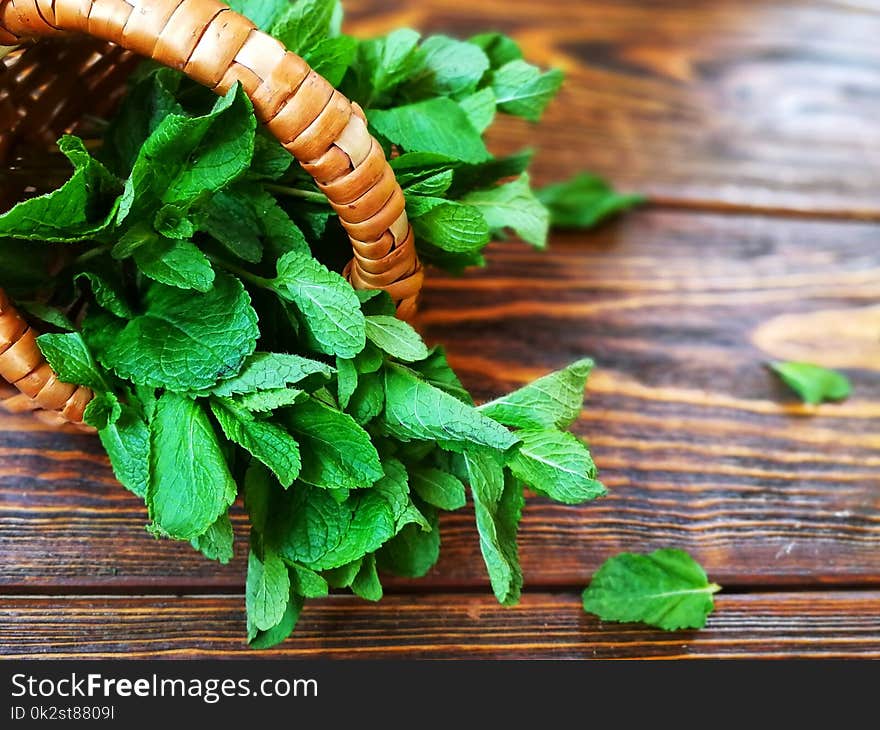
[0,0,424,319]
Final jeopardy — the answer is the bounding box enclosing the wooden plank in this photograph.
[0,210,877,590]
[345,0,880,217]
[0,591,877,659]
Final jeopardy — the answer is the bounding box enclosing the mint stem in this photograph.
[263,184,328,204]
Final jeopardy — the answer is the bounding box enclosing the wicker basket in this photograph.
[0,0,424,429]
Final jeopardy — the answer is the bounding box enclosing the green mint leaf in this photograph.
[336,357,358,409]
[290,564,329,598]
[351,553,384,601]
[406,35,490,98]
[305,35,357,87]
[403,169,455,197]
[104,273,259,392]
[377,511,440,578]
[346,28,422,104]
[202,187,263,264]
[465,449,523,606]
[411,347,473,404]
[469,32,524,68]
[459,87,497,133]
[768,361,852,405]
[507,429,606,504]
[210,397,302,487]
[119,83,255,223]
[270,0,338,55]
[491,60,563,122]
[347,371,385,425]
[148,393,237,540]
[236,388,305,413]
[448,149,534,198]
[479,358,593,430]
[74,270,134,319]
[365,315,429,362]
[462,173,550,249]
[582,549,720,630]
[0,136,119,242]
[211,352,332,397]
[369,98,490,163]
[191,512,235,564]
[36,332,106,391]
[383,364,516,451]
[409,199,490,253]
[247,547,292,632]
[17,302,75,332]
[87,400,150,499]
[153,203,196,239]
[247,591,304,649]
[270,250,366,359]
[323,558,362,588]
[286,397,384,489]
[537,173,644,228]
[228,0,289,30]
[410,466,467,511]
[82,392,122,430]
[250,130,294,181]
[133,237,215,292]
[275,485,351,566]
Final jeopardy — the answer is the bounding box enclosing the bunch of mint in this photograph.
[0,0,643,646]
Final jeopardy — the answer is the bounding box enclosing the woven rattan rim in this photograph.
[0,0,424,427]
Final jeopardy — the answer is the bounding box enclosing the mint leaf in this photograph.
[537,173,644,228]
[306,35,357,87]
[290,564,329,598]
[406,35,490,98]
[211,352,332,397]
[133,237,215,292]
[104,273,259,392]
[410,199,490,253]
[148,393,237,540]
[286,397,383,489]
[383,364,517,451]
[347,372,385,425]
[582,549,720,630]
[191,512,235,564]
[336,357,358,409]
[0,136,119,242]
[89,401,150,499]
[768,361,852,405]
[351,553,384,601]
[228,0,289,30]
[365,315,429,362]
[469,32,523,68]
[210,397,302,487]
[269,251,366,359]
[410,467,466,511]
[412,347,473,404]
[346,28,421,104]
[270,0,338,55]
[377,513,440,578]
[465,449,523,605]
[480,358,593,430]
[462,173,550,249]
[248,591,304,649]
[247,547,291,632]
[276,485,351,566]
[491,60,563,121]
[74,270,134,319]
[459,87,497,133]
[36,332,106,391]
[369,98,490,163]
[236,388,306,413]
[507,429,606,504]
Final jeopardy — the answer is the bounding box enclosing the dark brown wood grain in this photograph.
[1,592,877,659]
[0,211,877,593]
[346,0,880,218]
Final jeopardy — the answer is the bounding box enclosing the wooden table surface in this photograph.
[2,0,879,659]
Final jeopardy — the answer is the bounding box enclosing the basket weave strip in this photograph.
[0,0,424,425]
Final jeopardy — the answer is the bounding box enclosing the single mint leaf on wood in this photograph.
[410,466,466,511]
[491,60,563,122]
[369,98,490,163]
[247,547,292,632]
[191,512,234,564]
[0,136,120,242]
[211,352,332,397]
[582,549,720,631]
[479,358,593,430]
[462,173,550,249]
[383,364,517,451]
[148,393,237,540]
[104,273,258,392]
[210,397,302,487]
[133,237,215,292]
[87,401,150,499]
[405,35,490,98]
[36,332,107,392]
[269,250,366,359]
[365,315,429,363]
[465,449,523,606]
[118,83,255,223]
[248,591,304,649]
[768,361,852,405]
[285,397,384,489]
[377,509,441,578]
[409,199,490,254]
[537,173,644,228]
[351,553,384,601]
[507,429,606,504]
